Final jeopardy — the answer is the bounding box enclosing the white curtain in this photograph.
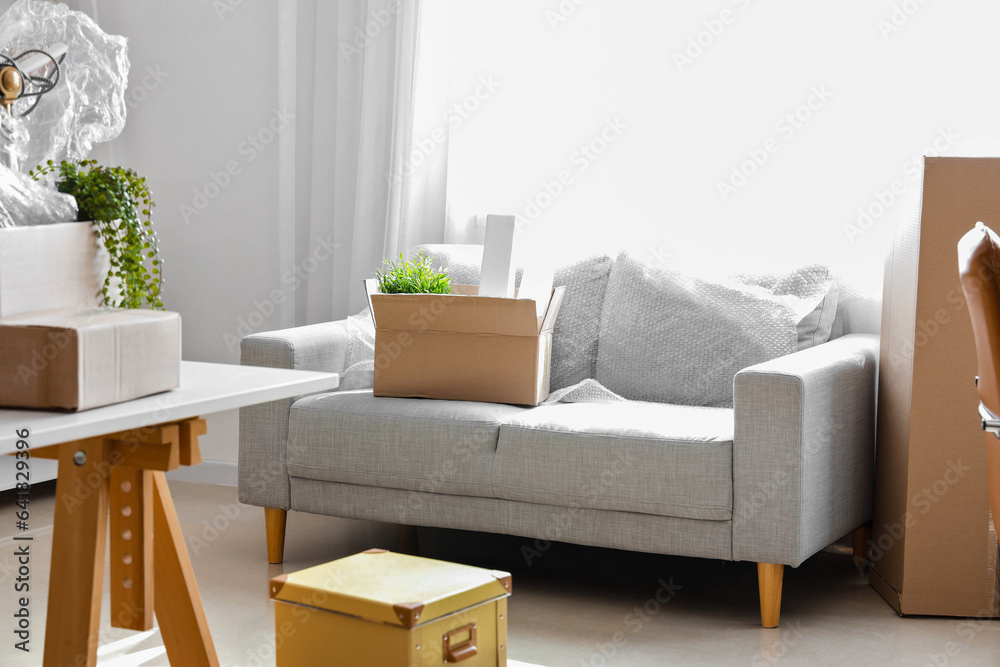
[295,0,450,324]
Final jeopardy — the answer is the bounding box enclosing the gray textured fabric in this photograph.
[596,252,834,408]
[492,401,734,521]
[237,320,350,509]
[286,390,529,496]
[413,244,613,391]
[732,333,878,566]
[289,478,733,560]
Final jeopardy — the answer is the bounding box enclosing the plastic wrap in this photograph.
[0,117,27,171]
[0,161,76,226]
[0,0,129,172]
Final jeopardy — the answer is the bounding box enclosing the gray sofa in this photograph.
[238,245,880,628]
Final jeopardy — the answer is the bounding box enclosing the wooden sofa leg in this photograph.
[265,508,287,564]
[852,521,872,571]
[757,563,784,628]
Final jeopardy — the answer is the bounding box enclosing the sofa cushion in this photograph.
[735,265,839,349]
[596,252,835,408]
[491,401,734,521]
[286,389,529,496]
[414,244,613,390]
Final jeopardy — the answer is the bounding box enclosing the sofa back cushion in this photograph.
[413,244,613,390]
[595,252,837,408]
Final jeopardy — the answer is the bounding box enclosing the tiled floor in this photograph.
[1,480,998,666]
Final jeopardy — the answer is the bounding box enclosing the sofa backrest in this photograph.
[830,293,882,338]
[412,244,883,394]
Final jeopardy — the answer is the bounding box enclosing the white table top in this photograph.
[0,361,339,453]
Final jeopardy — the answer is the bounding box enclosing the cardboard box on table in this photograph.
[872,155,1000,617]
[367,282,565,406]
[269,549,512,666]
[0,221,106,317]
[0,307,181,411]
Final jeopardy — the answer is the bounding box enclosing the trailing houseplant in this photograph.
[32,159,163,309]
[376,250,451,294]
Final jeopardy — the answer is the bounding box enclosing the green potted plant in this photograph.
[375,250,451,294]
[32,159,163,309]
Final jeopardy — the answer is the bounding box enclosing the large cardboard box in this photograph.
[0,307,181,411]
[0,222,106,317]
[369,284,565,405]
[873,155,1000,617]
[270,549,511,667]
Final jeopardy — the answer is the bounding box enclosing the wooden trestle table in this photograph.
[0,361,339,667]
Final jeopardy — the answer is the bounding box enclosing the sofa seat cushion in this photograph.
[491,401,734,521]
[286,390,530,496]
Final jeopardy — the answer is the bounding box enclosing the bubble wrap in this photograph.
[596,252,836,408]
[0,0,129,171]
[0,160,76,225]
[339,308,376,391]
[542,378,625,405]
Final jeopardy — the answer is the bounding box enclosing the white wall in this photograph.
[86,1,289,472]
[94,2,285,470]
[441,0,1000,293]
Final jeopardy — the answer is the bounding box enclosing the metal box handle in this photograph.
[442,622,478,662]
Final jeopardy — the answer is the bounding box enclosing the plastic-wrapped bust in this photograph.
[0,0,129,173]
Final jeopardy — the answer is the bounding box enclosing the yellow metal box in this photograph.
[269,549,512,666]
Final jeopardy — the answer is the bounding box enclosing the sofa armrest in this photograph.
[732,333,879,566]
[238,320,350,509]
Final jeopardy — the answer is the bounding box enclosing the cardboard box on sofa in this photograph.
[368,283,565,405]
[0,307,181,411]
[872,155,1000,618]
[0,222,106,317]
